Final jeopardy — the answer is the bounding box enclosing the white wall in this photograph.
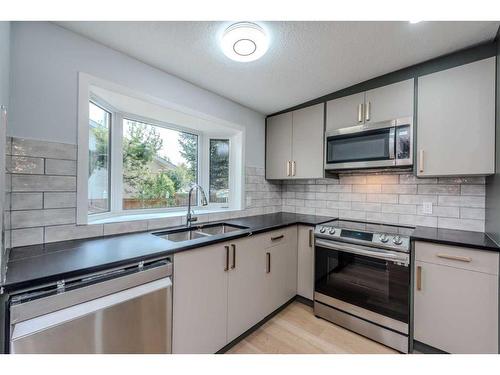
[8,21,266,167]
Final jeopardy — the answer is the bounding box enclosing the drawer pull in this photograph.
[309,229,313,247]
[271,234,284,241]
[436,253,472,263]
[224,245,230,271]
[416,266,422,291]
[266,252,271,273]
[231,244,236,269]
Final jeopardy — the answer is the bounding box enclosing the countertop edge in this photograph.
[3,214,332,293]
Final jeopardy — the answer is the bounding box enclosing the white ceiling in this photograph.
[56,21,499,115]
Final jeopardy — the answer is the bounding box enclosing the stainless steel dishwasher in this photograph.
[8,257,172,354]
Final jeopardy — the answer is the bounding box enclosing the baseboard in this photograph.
[216,296,297,354]
[412,340,448,354]
[295,295,313,307]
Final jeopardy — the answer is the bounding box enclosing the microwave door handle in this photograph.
[388,127,396,160]
[315,239,409,265]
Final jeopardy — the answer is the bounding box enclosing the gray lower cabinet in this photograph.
[227,235,267,342]
[172,243,229,354]
[173,227,298,353]
[417,57,496,176]
[266,104,324,180]
[413,241,499,353]
[297,225,314,300]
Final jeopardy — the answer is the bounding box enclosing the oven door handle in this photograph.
[315,239,409,265]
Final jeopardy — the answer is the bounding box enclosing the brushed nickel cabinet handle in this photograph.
[309,229,313,247]
[416,266,422,291]
[365,101,371,121]
[224,245,230,271]
[292,161,296,176]
[357,103,363,123]
[266,252,271,273]
[436,253,472,263]
[231,244,236,269]
[271,234,284,241]
[419,150,424,173]
[286,161,291,177]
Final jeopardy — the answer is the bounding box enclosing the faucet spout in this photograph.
[186,183,208,227]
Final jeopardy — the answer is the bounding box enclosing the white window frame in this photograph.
[84,97,236,222]
[77,73,244,225]
[204,137,233,209]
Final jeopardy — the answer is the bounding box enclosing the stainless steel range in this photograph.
[313,220,413,353]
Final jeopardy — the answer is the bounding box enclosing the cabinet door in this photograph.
[414,260,498,353]
[297,225,314,300]
[417,57,495,176]
[326,92,365,131]
[292,104,324,179]
[266,112,293,179]
[263,227,298,314]
[173,244,229,353]
[364,79,414,123]
[227,236,267,342]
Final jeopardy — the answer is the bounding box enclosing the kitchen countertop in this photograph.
[4,212,500,293]
[411,225,500,252]
[2,212,333,293]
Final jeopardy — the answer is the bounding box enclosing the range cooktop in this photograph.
[314,220,414,252]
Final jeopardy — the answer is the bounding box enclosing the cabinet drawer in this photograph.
[261,226,296,248]
[415,241,499,275]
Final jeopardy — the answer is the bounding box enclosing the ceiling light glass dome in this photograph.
[221,22,269,62]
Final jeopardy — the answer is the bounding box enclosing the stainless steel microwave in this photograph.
[324,117,413,171]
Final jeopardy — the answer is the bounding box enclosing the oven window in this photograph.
[315,245,409,323]
[327,128,392,164]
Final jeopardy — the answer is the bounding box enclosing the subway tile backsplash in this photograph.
[281,173,486,231]
[3,137,487,249]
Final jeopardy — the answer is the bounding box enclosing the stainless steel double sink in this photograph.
[153,223,248,242]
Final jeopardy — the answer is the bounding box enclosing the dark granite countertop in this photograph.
[411,225,500,252]
[2,213,333,292]
[4,212,499,293]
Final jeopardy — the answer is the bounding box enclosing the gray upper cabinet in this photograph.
[326,79,414,131]
[364,79,414,123]
[291,104,324,179]
[266,112,293,179]
[266,103,324,180]
[417,57,495,177]
[326,92,365,131]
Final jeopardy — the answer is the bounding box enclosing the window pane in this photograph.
[209,139,229,204]
[88,102,111,214]
[122,119,198,210]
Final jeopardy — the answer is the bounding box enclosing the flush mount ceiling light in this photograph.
[221,22,269,62]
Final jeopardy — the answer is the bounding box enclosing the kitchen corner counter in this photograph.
[411,226,500,252]
[2,212,333,293]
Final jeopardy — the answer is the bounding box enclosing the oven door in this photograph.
[325,122,396,170]
[314,239,410,325]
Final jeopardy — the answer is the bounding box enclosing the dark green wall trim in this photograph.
[267,40,497,118]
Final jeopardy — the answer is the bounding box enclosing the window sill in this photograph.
[88,207,241,225]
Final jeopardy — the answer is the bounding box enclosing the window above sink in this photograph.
[77,74,245,225]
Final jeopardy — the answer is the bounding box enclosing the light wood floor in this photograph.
[226,301,398,354]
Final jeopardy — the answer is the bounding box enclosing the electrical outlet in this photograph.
[422,201,433,215]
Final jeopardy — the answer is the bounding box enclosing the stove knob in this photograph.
[393,235,403,245]
[319,227,326,233]
[329,228,336,235]
[379,234,389,243]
